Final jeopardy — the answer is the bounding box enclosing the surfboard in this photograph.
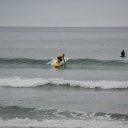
[120,56,126,58]
[54,61,64,67]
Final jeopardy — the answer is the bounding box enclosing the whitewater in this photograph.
[0,27,128,128]
[0,76,128,89]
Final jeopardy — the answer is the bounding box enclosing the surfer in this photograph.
[57,54,65,62]
[121,50,125,57]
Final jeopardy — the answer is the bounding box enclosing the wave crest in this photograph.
[0,106,128,121]
[0,76,128,89]
[0,106,128,127]
[0,58,128,69]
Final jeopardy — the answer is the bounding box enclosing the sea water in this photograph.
[0,27,128,127]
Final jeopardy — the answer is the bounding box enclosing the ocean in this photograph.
[0,27,128,128]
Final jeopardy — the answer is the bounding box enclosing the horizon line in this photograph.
[0,26,128,28]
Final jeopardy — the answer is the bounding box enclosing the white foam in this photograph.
[0,118,127,128]
[0,76,128,89]
[0,76,48,87]
[47,58,70,65]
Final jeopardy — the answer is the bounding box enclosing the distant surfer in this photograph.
[121,50,125,57]
[57,54,65,62]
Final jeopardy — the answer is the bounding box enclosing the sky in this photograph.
[0,0,128,27]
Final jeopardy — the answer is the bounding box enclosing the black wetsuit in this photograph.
[57,57,62,61]
[121,51,125,57]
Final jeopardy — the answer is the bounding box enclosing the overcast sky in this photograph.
[0,0,128,27]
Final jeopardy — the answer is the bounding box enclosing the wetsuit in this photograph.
[57,54,64,62]
[121,50,125,57]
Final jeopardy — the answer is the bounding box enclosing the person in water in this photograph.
[57,54,65,62]
[121,50,125,57]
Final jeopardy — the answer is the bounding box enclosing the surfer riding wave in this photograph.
[57,54,65,62]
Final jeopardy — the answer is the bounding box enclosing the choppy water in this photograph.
[0,27,128,127]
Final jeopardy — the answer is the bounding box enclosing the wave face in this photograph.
[0,58,50,69]
[0,58,128,70]
[0,76,128,89]
[0,106,128,127]
[0,106,128,120]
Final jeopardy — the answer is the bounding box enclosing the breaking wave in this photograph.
[0,106,128,120]
[0,76,128,89]
[0,106,128,127]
